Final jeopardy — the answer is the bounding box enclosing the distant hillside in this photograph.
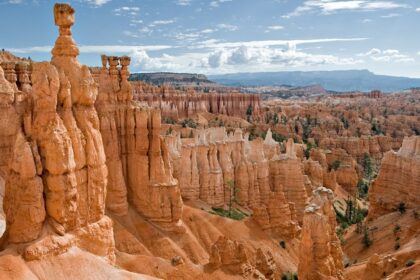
[130,72,215,87]
[242,84,329,100]
[208,70,420,92]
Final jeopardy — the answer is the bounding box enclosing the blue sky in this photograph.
[1,0,419,77]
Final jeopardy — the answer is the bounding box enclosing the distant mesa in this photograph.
[208,70,420,92]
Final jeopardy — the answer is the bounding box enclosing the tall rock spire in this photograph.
[51,3,79,58]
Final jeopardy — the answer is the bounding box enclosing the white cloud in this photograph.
[130,19,143,25]
[114,6,140,16]
[210,0,232,8]
[201,29,216,34]
[265,25,284,32]
[416,8,420,12]
[267,25,284,30]
[358,48,414,62]
[362,18,372,23]
[149,19,175,26]
[84,0,111,7]
[7,0,23,4]
[128,39,365,73]
[216,24,239,31]
[202,44,362,70]
[175,0,192,6]
[284,0,409,18]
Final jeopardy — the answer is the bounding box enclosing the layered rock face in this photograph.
[320,136,401,161]
[132,81,261,120]
[369,136,420,218]
[1,3,113,261]
[92,55,183,231]
[298,187,344,280]
[167,128,302,237]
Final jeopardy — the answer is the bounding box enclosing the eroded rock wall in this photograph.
[167,128,303,237]
[94,55,184,232]
[369,136,420,218]
[132,81,262,120]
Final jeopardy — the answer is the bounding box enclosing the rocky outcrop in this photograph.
[209,236,276,279]
[252,189,300,239]
[298,187,344,280]
[369,136,420,218]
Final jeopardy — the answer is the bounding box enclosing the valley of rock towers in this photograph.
[0,3,418,280]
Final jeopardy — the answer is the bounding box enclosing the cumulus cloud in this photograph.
[202,44,362,70]
[358,48,414,62]
[283,0,408,18]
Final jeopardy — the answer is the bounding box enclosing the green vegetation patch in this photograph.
[208,207,248,221]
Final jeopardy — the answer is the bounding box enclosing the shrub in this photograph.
[304,142,316,159]
[162,116,176,124]
[361,153,373,180]
[329,160,341,171]
[394,242,400,250]
[272,131,286,143]
[397,202,406,214]
[181,118,197,128]
[362,228,372,248]
[279,240,286,249]
[393,224,401,235]
[405,259,415,267]
[166,127,173,135]
[281,273,298,280]
[357,180,369,199]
